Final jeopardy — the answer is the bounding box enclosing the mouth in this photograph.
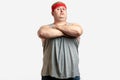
[60,13,64,15]
[59,16,65,19]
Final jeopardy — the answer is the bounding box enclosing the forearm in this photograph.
[38,27,64,39]
[55,24,83,37]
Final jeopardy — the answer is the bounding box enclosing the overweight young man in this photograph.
[37,1,83,80]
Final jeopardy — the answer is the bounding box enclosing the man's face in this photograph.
[52,6,67,21]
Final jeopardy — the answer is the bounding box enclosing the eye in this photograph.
[57,8,60,10]
[62,8,66,10]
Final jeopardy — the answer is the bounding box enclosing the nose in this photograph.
[60,9,63,12]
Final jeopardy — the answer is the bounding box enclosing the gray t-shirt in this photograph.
[41,23,80,79]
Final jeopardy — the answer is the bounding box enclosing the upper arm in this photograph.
[37,25,64,39]
[71,23,83,36]
[37,25,49,38]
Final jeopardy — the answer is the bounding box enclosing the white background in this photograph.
[0,0,120,80]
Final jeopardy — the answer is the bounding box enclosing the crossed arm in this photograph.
[37,23,83,39]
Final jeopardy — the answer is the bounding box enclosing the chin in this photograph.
[58,19,66,22]
[59,17,66,21]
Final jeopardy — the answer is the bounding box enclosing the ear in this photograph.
[51,12,54,16]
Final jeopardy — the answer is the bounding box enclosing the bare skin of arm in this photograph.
[55,23,83,38]
[37,23,83,43]
[37,25,65,39]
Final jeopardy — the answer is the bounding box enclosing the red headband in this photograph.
[52,2,67,12]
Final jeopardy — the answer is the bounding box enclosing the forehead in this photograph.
[55,6,66,9]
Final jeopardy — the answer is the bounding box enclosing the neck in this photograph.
[53,21,67,26]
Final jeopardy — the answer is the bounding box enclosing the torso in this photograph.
[41,23,80,79]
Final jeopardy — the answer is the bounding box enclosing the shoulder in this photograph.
[41,23,54,28]
[40,24,50,29]
[68,22,82,27]
[68,23,83,30]
[38,24,52,31]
